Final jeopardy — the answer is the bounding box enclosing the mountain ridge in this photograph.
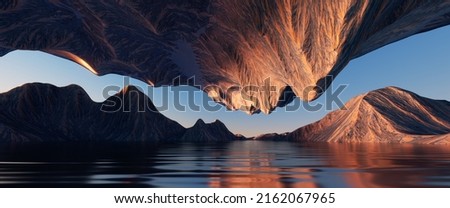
[284,87,450,144]
[0,83,242,143]
[0,84,448,144]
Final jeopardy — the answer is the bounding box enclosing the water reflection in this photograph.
[0,141,449,187]
[320,143,450,187]
[207,142,318,188]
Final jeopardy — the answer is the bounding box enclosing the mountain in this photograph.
[286,87,450,144]
[0,83,240,143]
[1,1,450,114]
[179,119,245,142]
[1,84,448,144]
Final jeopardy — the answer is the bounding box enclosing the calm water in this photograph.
[0,141,449,188]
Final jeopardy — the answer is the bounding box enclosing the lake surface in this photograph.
[0,141,449,188]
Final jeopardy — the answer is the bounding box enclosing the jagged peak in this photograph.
[193,119,206,126]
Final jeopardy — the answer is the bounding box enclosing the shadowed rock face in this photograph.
[286,87,450,144]
[0,83,240,143]
[1,1,450,114]
[0,83,185,142]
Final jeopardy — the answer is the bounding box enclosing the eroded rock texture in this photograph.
[1,0,450,113]
[287,87,450,144]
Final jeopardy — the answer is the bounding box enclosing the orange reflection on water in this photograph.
[207,141,450,188]
[208,142,318,188]
[313,143,450,188]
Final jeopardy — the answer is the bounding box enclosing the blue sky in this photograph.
[0,26,449,137]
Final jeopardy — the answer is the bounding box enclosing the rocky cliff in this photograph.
[1,1,450,113]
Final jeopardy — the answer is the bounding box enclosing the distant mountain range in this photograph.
[0,83,241,143]
[0,84,448,144]
[259,87,450,144]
